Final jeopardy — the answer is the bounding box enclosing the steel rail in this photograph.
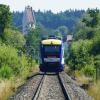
[32,72,71,100]
[32,73,45,100]
[57,73,72,100]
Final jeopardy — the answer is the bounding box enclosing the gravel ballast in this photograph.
[59,72,93,100]
[10,72,94,100]
[37,74,65,100]
[10,74,43,100]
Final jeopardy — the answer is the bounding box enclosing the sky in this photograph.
[0,0,100,13]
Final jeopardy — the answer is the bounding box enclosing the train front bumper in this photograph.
[39,63,64,72]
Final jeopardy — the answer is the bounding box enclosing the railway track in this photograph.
[32,73,71,100]
[10,73,44,100]
[10,72,92,100]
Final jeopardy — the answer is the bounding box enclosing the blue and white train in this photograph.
[39,36,64,72]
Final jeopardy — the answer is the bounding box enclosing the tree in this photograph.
[67,9,100,78]
[3,28,26,49]
[13,10,84,32]
[57,26,68,36]
[0,4,11,35]
[91,33,100,55]
[75,9,99,40]
[68,40,93,70]
[25,25,48,61]
[87,8,99,27]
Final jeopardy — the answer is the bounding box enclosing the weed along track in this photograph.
[10,72,93,100]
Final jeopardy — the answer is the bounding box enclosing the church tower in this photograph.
[23,6,36,34]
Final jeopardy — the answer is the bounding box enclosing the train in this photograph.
[39,36,64,72]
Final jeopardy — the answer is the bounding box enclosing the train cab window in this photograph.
[44,45,60,56]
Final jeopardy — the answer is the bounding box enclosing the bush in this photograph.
[82,65,96,77]
[0,43,37,79]
[68,39,93,70]
[3,28,26,49]
[74,70,84,77]
[0,44,28,78]
[0,65,13,79]
[0,44,21,75]
[19,55,29,78]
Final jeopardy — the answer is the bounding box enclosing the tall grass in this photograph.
[0,80,15,100]
[0,64,38,100]
[0,43,38,99]
[87,81,100,100]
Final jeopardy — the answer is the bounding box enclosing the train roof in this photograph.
[41,39,62,45]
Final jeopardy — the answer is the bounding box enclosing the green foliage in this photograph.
[57,26,68,36]
[13,10,85,32]
[75,24,94,40]
[94,55,100,69]
[82,65,96,77]
[0,4,37,80]
[75,9,99,40]
[91,32,100,55]
[0,65,13,79]
[74,70,84,77]
[0,4,11,34]
[25,26,48,61]
[68,40,93,70]
[3,28,26,49]
[0,43,36,79]
[12,11,23,30]
[67,9,100,79]
[19,55,30,78]
[87,9,99,27]
[0,44,21,75]
[53,29,61,37]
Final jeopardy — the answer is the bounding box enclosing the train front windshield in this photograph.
[44,45,61,56]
